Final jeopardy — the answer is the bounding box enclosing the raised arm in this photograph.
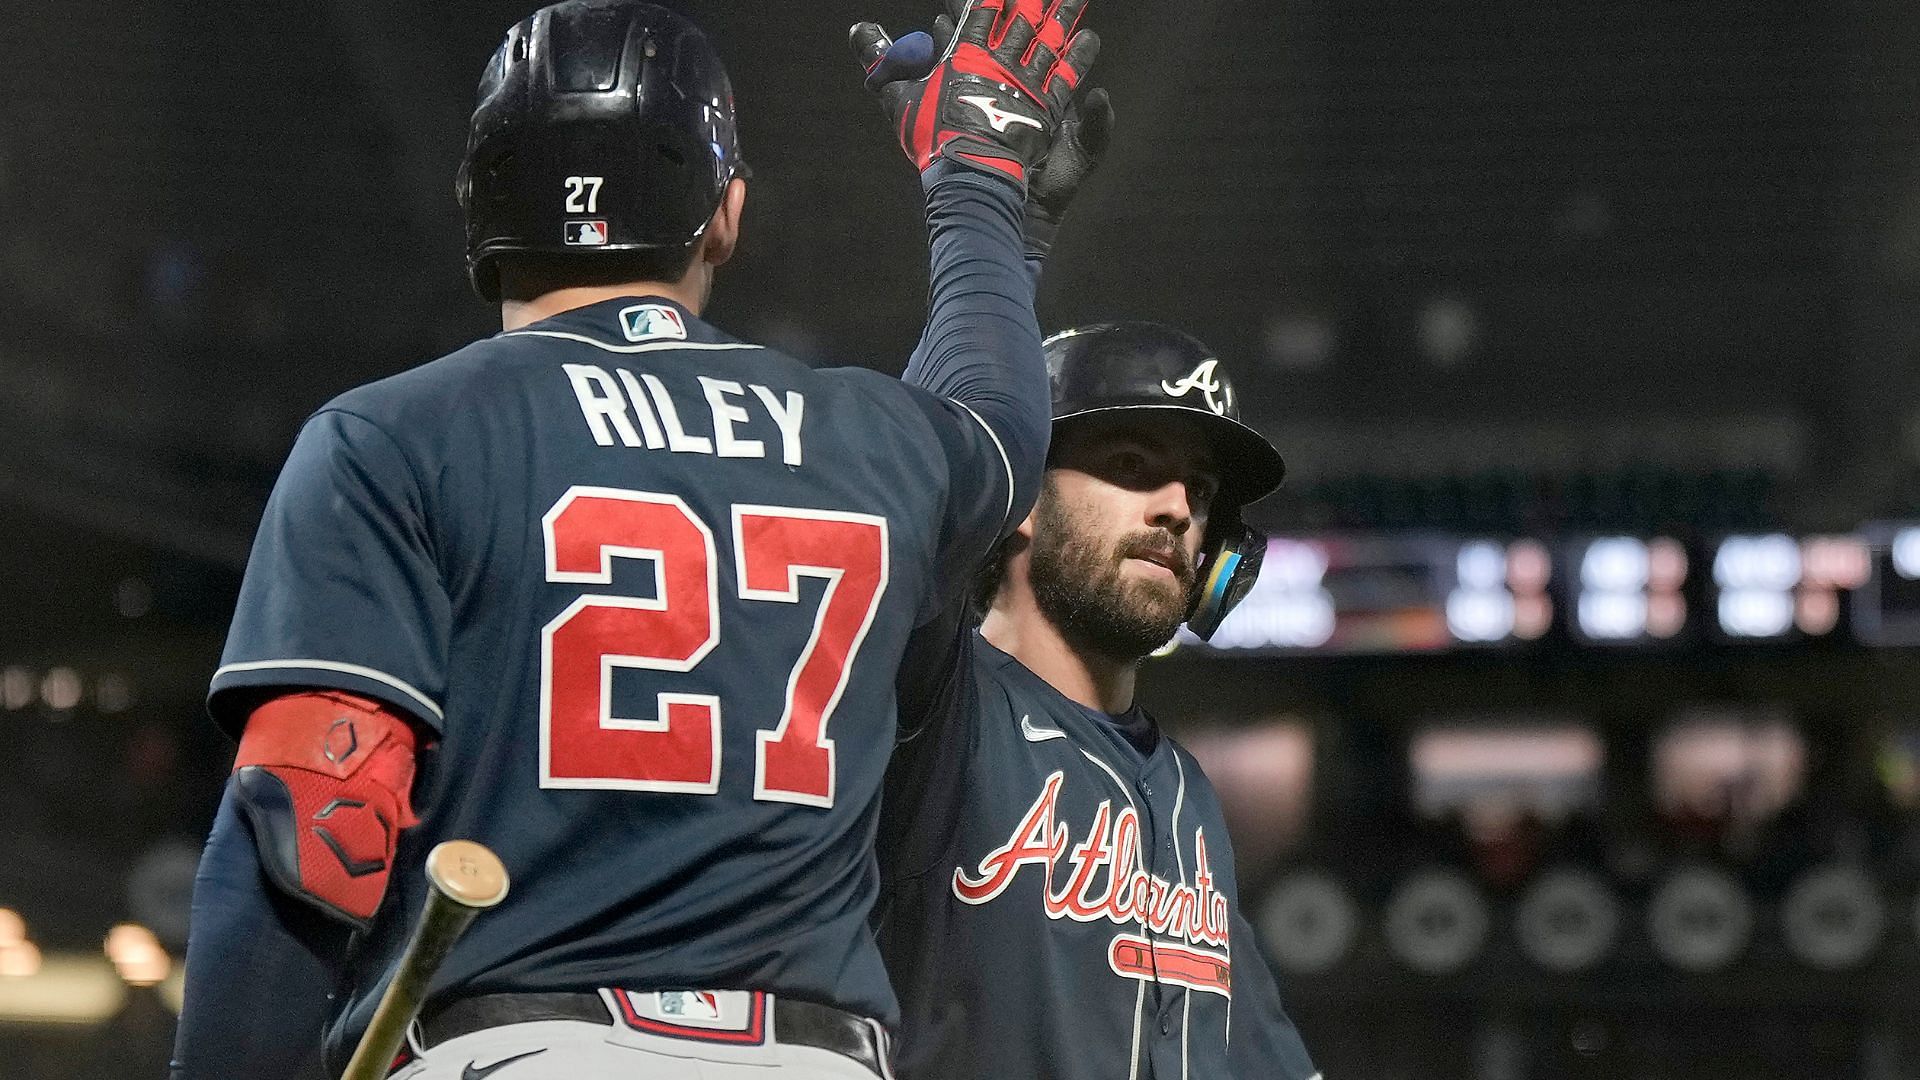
[851,0,1101,536]
[907,81,1115,453]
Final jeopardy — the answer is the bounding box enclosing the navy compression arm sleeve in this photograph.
[171,785,341,1080]
[901,162,1050,533]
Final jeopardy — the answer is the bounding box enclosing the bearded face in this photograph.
[1028,489,1194,658]
[1021,418,1219,662]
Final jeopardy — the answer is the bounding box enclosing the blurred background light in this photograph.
[1384,870,1490,975]
[95,673,134,714]
[104,925,169,988]
[1647,866,1754,973]
[0,957,123,1024]
[1258,872,1357,975]
[1514,868,1619,973]
[1446,586,1514,643]
[38,668,81,712]
[1581,537,1651,592]
[1,668,32,712]
[1779,866,1884,971]
[1415,295,1480,368]
[1263,310,1336,371]
[0,941,43,980]
[1410,722,1603,824]
[1890,528,1920,580]
[1456,541,1506,591]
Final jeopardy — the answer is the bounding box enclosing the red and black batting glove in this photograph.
[892,8,1114,257]
[1023,87,1113,259]
[850,0,1101,190]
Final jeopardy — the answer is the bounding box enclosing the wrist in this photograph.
[920,157,1025,200]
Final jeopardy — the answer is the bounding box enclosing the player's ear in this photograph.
[700,176,748,268]
[1013,505,1039,544]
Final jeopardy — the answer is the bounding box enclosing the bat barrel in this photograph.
[339,841,510,1080]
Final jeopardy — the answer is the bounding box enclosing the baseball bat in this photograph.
[339,840,510,1080]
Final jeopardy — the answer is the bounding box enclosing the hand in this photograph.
[863,8,1111,256]
[850,0,1100,189]
[1024,87,1113,259]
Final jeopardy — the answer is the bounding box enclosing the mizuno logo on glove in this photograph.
[958,94,1044,133]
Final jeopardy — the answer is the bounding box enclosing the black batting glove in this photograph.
[1023,87,1113,259]
[850,0,1101,191]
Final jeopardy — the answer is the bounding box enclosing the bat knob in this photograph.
[425,840,510,909]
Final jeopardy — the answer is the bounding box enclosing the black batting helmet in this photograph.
[456,0,745,302]
[1046,322,1285,506]
[1043,322,1286,639]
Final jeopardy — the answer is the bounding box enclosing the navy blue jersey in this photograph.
[878,631,1319,1080]
[210,296,1020,1062]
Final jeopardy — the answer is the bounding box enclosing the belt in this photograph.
[415,991,890,1077]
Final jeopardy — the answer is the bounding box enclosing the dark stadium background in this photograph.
[5,0,1920,1076]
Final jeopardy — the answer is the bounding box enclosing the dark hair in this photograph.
[495,246,699,303]
[972,455,1066,616]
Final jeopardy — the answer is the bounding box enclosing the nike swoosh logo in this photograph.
[462,1049,547,1080]
[1021,714,1067,743]
[958,94,1044,133]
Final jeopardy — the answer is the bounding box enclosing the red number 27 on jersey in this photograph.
[540,486,889,808]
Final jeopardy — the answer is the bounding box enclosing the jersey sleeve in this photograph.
[899,162,1051,580]
[880,617,981,883]
[892,387,1021,618]
[1229,912,1322,1080]
[209,408,451,734]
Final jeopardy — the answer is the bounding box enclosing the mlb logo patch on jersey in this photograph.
[564,220,609,246]
[618,303,688,342]
[657,990,722,1020]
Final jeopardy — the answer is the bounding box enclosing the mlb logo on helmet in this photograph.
[564,220,609,246]
[619,303,689,342]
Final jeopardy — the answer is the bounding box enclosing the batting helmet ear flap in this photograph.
[1186,514,1265,641]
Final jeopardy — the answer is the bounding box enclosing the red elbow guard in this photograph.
[231,691,424,928]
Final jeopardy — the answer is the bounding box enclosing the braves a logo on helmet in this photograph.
[952,771,1233,996]
[957,94,1044,133]
[1160,358,1232,416]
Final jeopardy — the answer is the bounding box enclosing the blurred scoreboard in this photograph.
[1853,523,1920,646]
[1192,535,1550,653]
[1184,523,1920,655]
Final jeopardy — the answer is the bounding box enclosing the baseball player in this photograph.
[169,2,1098,1077]
[877,323,1321,1080]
